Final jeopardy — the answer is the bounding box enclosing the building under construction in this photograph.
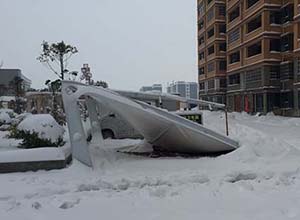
[197,0,300,116]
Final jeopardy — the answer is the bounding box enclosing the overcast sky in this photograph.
[0,0,197,91]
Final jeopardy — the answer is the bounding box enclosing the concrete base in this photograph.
[0,154,72,174]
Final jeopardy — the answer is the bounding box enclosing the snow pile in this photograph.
[0,111,12,124]
[0,144,71,163]
[202,111,300,162]
[0,111,300,220]
[17,114,65,142]
[0,108,15,118]
[11,112,32,125]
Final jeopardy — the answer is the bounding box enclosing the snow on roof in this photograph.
[0,96,15,102]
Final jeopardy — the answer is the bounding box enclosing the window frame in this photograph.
[247,41,262,57]
[229,51,240,64]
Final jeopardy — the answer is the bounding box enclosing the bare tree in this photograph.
[37,41,78,80]
[0,60,3,69]
[37,41,78,123]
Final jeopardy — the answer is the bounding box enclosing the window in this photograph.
[199,67,205,75]
[208,62,215,72]
[281,4,294,24]
[298,58,300,74]
[281,33,293,52]
[208,28,214,38]
[198,1,205,16]
[208,80,215,89]
[219,24,226,34]
[270,11,281,24]
[199,52,205,60]
[247,42,261,57]
[246,68,261,82]
[280,92,294,108]
[228,28,240,44]
[198,20,204,30]
[199,82,205,90]
[270,39,281,52]
[229,51,240,63]
[219,43,226,52]
[270,66,280,80]
[298,91,300,108]
[247,0,259,9]
[220,78,226,88]
[207,8,214,22]
[247,15,261,33]
[218,5,226,16]
[219,60,227,70]
[208,45,214,55]
[229,7,239,22]
[207,0,213,5]
[198,36,205,46]
[228,73,240,85]
[280,62,294,80]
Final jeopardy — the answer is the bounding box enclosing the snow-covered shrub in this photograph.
[9,114,65,148]
[11,112,32,126]
[0,111,12,126]
[0,108,15,118]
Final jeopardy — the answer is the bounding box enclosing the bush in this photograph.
[8,123,65,149]
[7,124,23,139]
[17,130,65,149]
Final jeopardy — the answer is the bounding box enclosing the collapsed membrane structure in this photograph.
[62,81,239,167]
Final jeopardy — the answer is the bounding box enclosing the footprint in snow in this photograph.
[59,199,80,209]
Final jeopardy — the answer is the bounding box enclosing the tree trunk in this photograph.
[60,53,64,80]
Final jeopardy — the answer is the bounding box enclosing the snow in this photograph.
[0,111,300,219]
[17,114,65,142]
[0,144,70,163]
[0,111,12,124]
[0,96,15,102]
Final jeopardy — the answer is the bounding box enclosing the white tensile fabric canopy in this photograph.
[62,81,239,167]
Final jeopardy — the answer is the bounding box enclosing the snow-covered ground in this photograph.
[1,111,300,220]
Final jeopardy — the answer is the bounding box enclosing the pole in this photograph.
[225,107,229,136]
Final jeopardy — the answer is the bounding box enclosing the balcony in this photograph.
[227,50,242,72]
[227,5,242,31]
[244,40,263,66]
[243,0,264,18]
[227,0,239,11]
[227,28,241,52]
[207,43,216,61]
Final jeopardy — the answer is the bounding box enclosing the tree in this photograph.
[37,41,78,80]
[37,41,78,123]
[94,80,108,88]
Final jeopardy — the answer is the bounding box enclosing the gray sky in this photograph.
[0,0,197,91]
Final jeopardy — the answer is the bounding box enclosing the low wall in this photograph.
[0,154,72,173]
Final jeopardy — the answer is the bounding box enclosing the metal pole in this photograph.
[225,107,229,136]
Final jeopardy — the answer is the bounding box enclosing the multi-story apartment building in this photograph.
[197,0,300,116]
[167,81,199,99]
[198,0,227,104]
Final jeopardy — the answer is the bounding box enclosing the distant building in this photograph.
[0,69,31,96]
[140,84,162,93]
[167,81,198,99]
[26,92,63,114]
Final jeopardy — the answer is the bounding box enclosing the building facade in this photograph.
[197,0,300,116]
[0,69,31,96]
[139,84,163,93]
[167,81,199,99]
